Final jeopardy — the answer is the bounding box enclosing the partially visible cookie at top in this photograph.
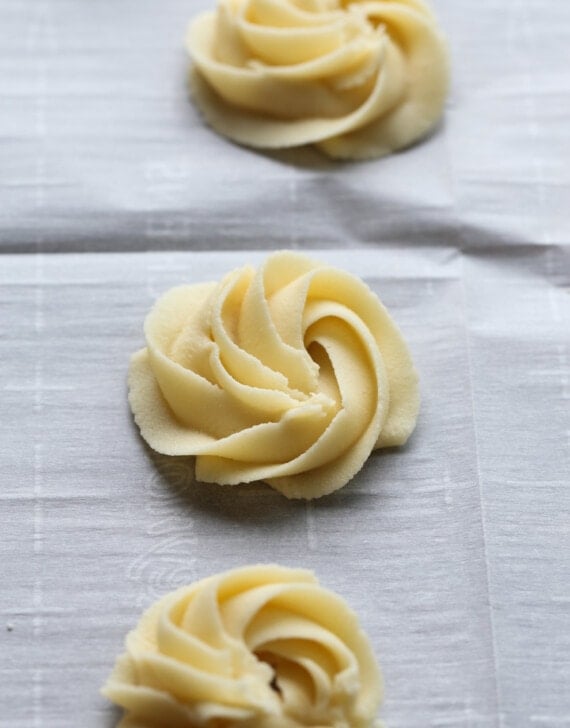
[128,251,420,499]
[185,0,449,160]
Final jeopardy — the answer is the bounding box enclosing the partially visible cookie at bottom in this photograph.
[102,564,384,728]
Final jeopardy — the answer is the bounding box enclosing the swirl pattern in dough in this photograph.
[102,564,383,728]
[186,0,449,159]
[128,251,419,499]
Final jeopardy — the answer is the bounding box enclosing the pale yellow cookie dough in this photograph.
[102,565,383,728]
[186,0,449,160]
[128,251,419,498]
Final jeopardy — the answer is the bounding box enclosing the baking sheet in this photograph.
[1,0,570,727]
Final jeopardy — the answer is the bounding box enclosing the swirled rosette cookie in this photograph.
[186,0,449,159]
[128,251,419,498]
[102,565,383,728]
